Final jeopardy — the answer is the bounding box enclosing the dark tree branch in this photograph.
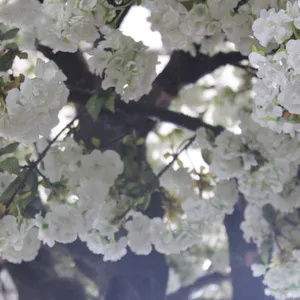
[5,247,87,300]
[63,84,225,135]
[155,51,248,96]
[37,42,248,107]
[167,272,229,300]
[116,101,225,134]
[224,195,274,300]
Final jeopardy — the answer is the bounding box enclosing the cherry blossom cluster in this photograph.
[0,59,69,144]
[0,1,159,102]
[250,1,300,138]
[0,0,115,53]
[0,136,217,263]
[195,111,300,298]
[87,27,158,101]
[143,0,286,55]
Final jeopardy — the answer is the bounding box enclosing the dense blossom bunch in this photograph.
[250,1,300,138]
[144,0,222,55]
[0,0,115,53]
[87,27,158,101]
[144,0,286,55]
[0,59,69,143]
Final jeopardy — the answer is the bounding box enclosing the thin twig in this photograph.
[5,116,78,209]
[157,135,196,178]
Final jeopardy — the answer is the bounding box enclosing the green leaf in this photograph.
[104,95,115,113]
[41,177,52,189]
[91,137,101,148]
[251,44,265,56]
[0,51,16,71]
[86,92,102,121]
[25,170,38,193]
[260,237,273,265]
[201,148,213,165]
[0,157,20,175]
[293,24,300,39]
[266,116,279,122]
[274,44,286,56]
[16,52,28,59]
[263,204,277,226]
[163,152,173,159]
[180,0,194,10]
[13,170,38,210]
[136,0,142,5]
[1,28,19,40]
[122,135,132,144]
[5,43,18,50]
[0,142,19,156]
[136,137,144,145]
[0,176,23,205]
[13,191,35,210]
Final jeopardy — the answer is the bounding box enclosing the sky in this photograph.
[120,5,170,74]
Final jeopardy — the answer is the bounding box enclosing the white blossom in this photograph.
[0,59,69,144]
[35,204,85,246]
[253,8,293,47]
[125,212,152,255]
[88,29,158,101]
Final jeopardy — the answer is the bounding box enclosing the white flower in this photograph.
[210,154,244,180]
[0,215,20,251]
[1,228,41,263]
[76,180,111,210]
[253,8,293,47]
[103,237,127,261]
[144,0,198,54]
[207,0,239,20]
[0,0,43,30]
[286,39,300,75]
[159,167,195,199]
[37,0,101,52]
[80,229,106,254]
[35,205,85,246]
[278,82,300,114]
[182,197,224,222]
[221,7,253,54]
[0,172,16,194]
[195,127,213,150]
[180,3,216,44]
[80,201,118,236]
[238,163,286,203]
[151,217,177,254]
[39,137,82,184]
[214,131,243,160]
[264,262,300,299]
[79,0,97,11]
[1,59,69,144]
[88,29,158,101]
[211,179,238,215]
[292,249,300,261]
[80,149,123,186]
[241,204,271,247]
[125,212,152,255]
[251,263,266,277]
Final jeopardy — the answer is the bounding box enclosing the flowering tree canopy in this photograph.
[0,0,300,299]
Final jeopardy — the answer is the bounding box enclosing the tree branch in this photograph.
[167,272,229,300]
[224,195,274,300]
[155,51,248,96]
[157,135,196,178]
[117,101,224,134]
